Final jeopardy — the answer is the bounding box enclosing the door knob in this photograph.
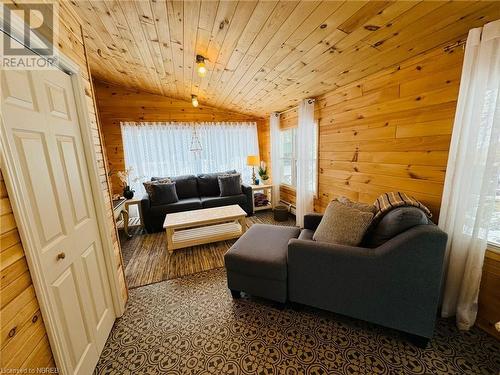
[56,252,66,260]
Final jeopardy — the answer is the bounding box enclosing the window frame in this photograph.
[278,125,319,196]
[279,127,297,188]
[487,174,500,252]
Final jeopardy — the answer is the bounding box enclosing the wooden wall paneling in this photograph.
[0,1,128,369]
[94,81,268,195]
[477,250,500,340]
[314,45,465,219]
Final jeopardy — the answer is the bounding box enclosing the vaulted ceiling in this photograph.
[71,1,499,116]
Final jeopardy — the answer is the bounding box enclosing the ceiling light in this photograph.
[191,94,199,107]
[196,54,207,77]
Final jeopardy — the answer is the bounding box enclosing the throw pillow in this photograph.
[218,174,242,196]
[313,200,374,246]
[337,196,377,214]
[143,180,178,206]
[198,170,237,196]
[143,179,168,199]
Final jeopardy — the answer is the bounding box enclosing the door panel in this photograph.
[57,135,90,224]
[44,81,71,120]
[1,68,115,374]
[52,267,94,369]
[81,244,107,326]
[1,70,38,110]
[12,130,65,246]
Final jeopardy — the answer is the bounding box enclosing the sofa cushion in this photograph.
[143,181,178,206]
[225,224,300,281]
[313,200,374,246]
[364,206,429,248]
[201,194,247,208]
[218,174,242,196]
[152,175,198,199]
[150,197,202,216]
[197,170,237,196]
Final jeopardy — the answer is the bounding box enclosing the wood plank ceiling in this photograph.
[71,1,499,116]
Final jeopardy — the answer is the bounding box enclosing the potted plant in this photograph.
[258,161,269,185]
[117,167,135,199]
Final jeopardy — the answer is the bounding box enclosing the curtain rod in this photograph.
[277,106,297,115]
[276,99,315,115]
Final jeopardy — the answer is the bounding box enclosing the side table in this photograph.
[250,184,274,212]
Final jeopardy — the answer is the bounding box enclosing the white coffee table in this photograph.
[163,205,247,252]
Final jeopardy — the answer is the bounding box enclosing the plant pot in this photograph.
[123,186,134,199]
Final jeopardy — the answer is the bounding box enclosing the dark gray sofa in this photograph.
[225,210,447,343]
[288,213,447,341]
[141,171,253,232]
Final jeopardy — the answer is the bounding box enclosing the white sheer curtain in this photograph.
[296,99,316,228]
[121,122,259,195]
[270,112,281,204]
[438,19,500,330]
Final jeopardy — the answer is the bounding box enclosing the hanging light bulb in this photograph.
[196,54,207,77]
[191,94,199,107]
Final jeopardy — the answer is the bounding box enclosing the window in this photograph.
[279,128,296,186]
[278,125,318,195]
[488,174,500,247]
[121,122,259,195]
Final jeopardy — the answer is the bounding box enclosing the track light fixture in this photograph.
[191,94,199,107]
[196,54,207,77]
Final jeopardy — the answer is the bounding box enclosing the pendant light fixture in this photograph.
[196,54,207,77]
[191,94,199,107]
[190,126,203,154]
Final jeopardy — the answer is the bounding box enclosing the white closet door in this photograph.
[1,69,114,375]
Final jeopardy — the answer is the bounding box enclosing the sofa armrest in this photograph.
[140,193,150,210]
[241,183,254,215]
[140,194,153,233]
[303,213,323,231]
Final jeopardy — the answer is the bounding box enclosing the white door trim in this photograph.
[0,21,125,375]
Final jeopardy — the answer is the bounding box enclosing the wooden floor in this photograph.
[119,211,296,289]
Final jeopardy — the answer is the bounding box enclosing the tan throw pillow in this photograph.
[313,200,374,246]
[337,196,377,214]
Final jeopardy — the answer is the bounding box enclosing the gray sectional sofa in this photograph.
[225,210,448,344]
[141,171,253,232]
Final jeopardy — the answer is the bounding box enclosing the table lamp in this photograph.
[247,155,260,185]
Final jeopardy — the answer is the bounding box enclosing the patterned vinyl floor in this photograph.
[95,268,500,375]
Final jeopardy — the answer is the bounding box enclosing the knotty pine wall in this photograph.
[1,2,127,369]
[276,45,464,218]
[315,45,464,217]
[93,81,268,195]
[477,250,500,340]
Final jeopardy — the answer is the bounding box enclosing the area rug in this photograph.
[95,268,500,375]
[120,211,296,288]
